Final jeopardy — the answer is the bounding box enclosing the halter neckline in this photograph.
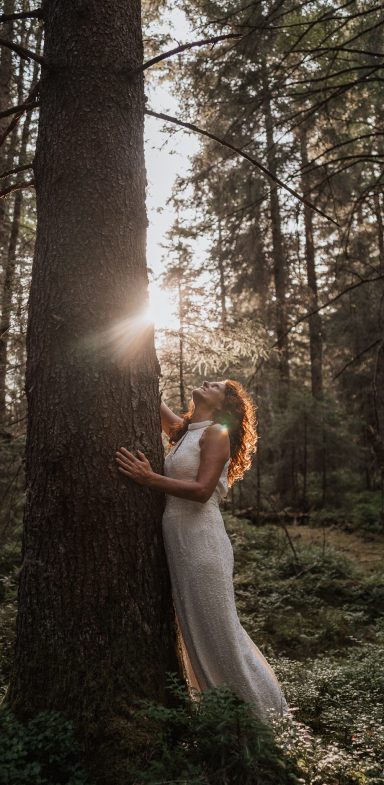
[187,419,214,430]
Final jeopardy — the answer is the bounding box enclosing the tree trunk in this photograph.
[261,57,291,502]
[261,58,290,405]
[299,124,324,402]
[373,192,384,272]
[0,0,14,255]
[177,279,187,410]
[4,3,178,781]
[0,28,41,427]
[217,209,227,328]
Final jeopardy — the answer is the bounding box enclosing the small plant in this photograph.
[132,673,302,785]
[0,706,90,785]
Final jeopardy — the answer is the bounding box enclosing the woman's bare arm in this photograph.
[160,399,183,436]
[116,424,230,503]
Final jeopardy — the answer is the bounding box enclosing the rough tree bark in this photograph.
[4,2,178,782]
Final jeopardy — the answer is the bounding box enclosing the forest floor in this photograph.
[285,522,384,573]
[1,514,383,783]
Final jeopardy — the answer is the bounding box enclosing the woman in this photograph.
[115,379,289,724]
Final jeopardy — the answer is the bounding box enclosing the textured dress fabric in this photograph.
[162,419,289,724]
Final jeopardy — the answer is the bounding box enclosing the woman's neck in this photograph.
[189,407,215,423]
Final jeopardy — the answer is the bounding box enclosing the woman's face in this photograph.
[192,380,226,413]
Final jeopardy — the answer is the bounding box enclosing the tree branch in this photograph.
[248,275,384,387]
[135,33,243,74]
[0,163,33,181]
[333,340,382,379]
[0,178,35,199]
[277,274,384,344]
[295,132,384,173]
[0,98,40,120]
[0,81,39,148]
[145,108,339,226]
[292,46,384,58]
[0,37,46,66]
[0,8,43,23]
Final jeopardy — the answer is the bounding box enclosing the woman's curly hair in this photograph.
[168,379,258,487]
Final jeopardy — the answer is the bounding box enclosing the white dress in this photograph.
[162,418,289,724]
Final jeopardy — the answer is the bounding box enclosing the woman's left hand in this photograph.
[115,448,154,486]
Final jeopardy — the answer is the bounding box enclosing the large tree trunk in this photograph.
[4,3,178,781]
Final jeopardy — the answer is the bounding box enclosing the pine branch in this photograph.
[248,275,384,386]
[296,133,384,173]
[145,108,339,226]
[299,153,384,182]
[278,274,384,344]
[293,46,384,58]
[0,8,43,23]
[0,113,23,149]
[0,178,35,199]
[286,76,384,99]
[286,63,384,86]
[0,99,40,120]
[0,37,46,66]
[333,340,382,379]
[0,163,33,181]
[135,34,243,74]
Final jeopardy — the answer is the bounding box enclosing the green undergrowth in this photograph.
[128,517,384,784]
[226,516,384,658]
[0,537,19,702]
[0,707,90,785]
[0,516,383,784]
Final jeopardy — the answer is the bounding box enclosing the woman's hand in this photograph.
[115,448,154,486]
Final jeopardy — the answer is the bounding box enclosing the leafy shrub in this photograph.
[271,633,384,782]
[227,516,383,657]
[131,674,381,785]
[132,673,301,785]
[0,706,90,785]
[0,540,19,701]
[345,491,384,533]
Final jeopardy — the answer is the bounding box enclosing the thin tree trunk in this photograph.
[217,210,227,328]
[373,192,384,272]
[261,58,290,405]
[0,0,15,284]
[255,410,261,525]
[4,4,178,782]
[0,28,41,427]
[299,124,324,402]
[177,279,187,410]
[261,57,291,502]
[302,409,308,510]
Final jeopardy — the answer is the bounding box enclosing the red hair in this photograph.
[168,379,258,486]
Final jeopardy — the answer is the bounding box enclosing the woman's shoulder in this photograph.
[199,422,230,457]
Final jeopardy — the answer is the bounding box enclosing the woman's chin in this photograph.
[192,388,203,402]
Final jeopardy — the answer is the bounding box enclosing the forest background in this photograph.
[0,1,384,784]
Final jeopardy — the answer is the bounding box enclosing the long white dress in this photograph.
[162,418,289,724]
